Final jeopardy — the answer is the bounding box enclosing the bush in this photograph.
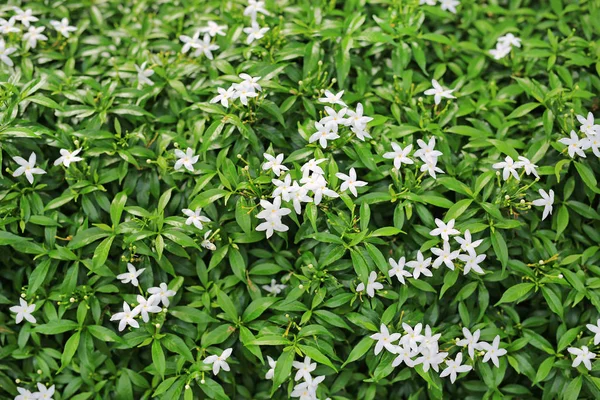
[1,0,600,399]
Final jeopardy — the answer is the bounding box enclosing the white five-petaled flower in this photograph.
[489,43,512,60]
[182,207,211,230]
[110,301,140,331]
[568,346,596,371]
[232,82,258,105]
[15,387,35,400]
[383,143,414,169]
[497,33,522,48]
[23,26,47,49]
[13,8,39,27]
[135,62,154,87]
[480,335,507,367]
[310,121,339,149]
[290,182,312,214]
[429,218,460,242]
[148,282,176,307]
[407,251,433,279]
[388,257,412,284]
[210,86,237,108]
[132,295,161,323]
[440,353,472,383]
[492,156,523,181]
[262,153,288,176]
[532,189,554,221]
[577,112,600,136]
[517,156,539,178]
[12,152,46,184]
[587,319,600,345]
[291,375,324,400]
[318,89,347,107]
[9,298,36,324]
[116,263,145,287]
[244,0,270,20]
[559,130,589,158]
[265,356,276,380]
[0,39,17,67]
[262,279,287,294]
[239,73,262,91]
[201,230,217,251]
[454,229,483,255]
[272,174,294,200]
[50,18,76,38]
[257,196,291,221]
[420,0,437,5]
[347,103,373,129]
[199,21,227,37]
[204,348,232,375]
[0,17,20,34]
[457,328,483,359]
[414,347,448,372]
[424,79,455,105]
[392,343,418,367]
[244,22,269,44]
[308,174,339,205]
[34,383,55,400]
[400,323,424,352]
[292,356,316,381]
[256,218,289,238]
[414,137,443,164]
[356,271,383,298]
[336,168,367,197]
[440,0,460,13]
[370,324,402,355]
[54,148,83,167]
[180,30,202,54]
[301,158,326,177]
[321,106,349,127]
[174,148,199,171]
[458,252,486,275]
[431,241,460,270]
[192,34,219,59]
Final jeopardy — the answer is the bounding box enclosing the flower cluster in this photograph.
[567,319,600,371]
[291,357,325,400]
[210,74,263,108]
[204,348,233,375]
[243,0,270,44]
[419,0,461,14]
[383,136,445,179]
[179,20,224,59]
[15,384,55,400]
[489,33,521,60]
[559,111,600,158]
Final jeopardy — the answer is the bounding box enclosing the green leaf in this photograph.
[35,320,79,334]
[88,325,122,342]
[491,230,508,269]
[341,335,373,367]
[216,290,239,321]
[110,191,127,227]
[507,102,541,119]
[242,297,279,323]
[495,283,535,305]
[272,348,294,395]
[574,162,600,194]
[60,331,80,370]
[152,340,166,379]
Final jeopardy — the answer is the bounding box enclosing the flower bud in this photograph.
[70,297,75,303]
[200,379,205,384]
[539,260,544,265]
[185,384,190,390]
[155,323,161,328]
[37,369,42,374]
[504,195,510,200]
[558,274,563,279]
[299,284,304,289]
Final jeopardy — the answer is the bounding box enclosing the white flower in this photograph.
[370,324,401,355]
[498,33,522,48]
[414,347,447,372]
[23,26,47,49]
[336,168,367,197]
[420,0,437,5]
[201,230,217,251]
[174,148,199,171]
[318,89,347,107]
[517,156,539,178]
[110,302,140,331]
[210,86,236,108]
[265,356,276,379]
[423,79,455,105]
[257,197,291,221]
[310,121,339,149]
[492,156,523,181]
[293,356,316,381]
[400,323,424,352]
[239,74,262,91]
[232,82,258,105]
[440,0,460,13]
[244,22,269,44]
[587,319,600,346]
[440,353,472,383]
[12,152,46,184]
[13,8,38,27]
[309,175,339,205]
[291,376,324,400]
[9,298,36,324]
[301,158,327,177]
[406,251,433,279]
[116,263,145,287]
[135,62,154,87]
[577,112,600,136]
[262,279,287,294]
[34,383,55,400]
[356,271,383,298]
[182,207,211,229]
[532,189,554,221]
[559,130,589,158]
[54,148,83,167]
[420,325,441,353]
[431,241,460,270]
[15,387,35,400]
[429,218,460,242]
[489,43,512,60]
[256,218,289,238]
[383,143,414,169]
[180,30,202,54]
[414,137,442,164]
[148,282,176,307]
[50,18,76,38]
[199,21,227,37]
[388,257,412,284]
[347,103,373,130]
[204,348,232,375]
[272,174,294,200]
[262,153,288,176]
[244,0,270,20]
[192,34,219,59]
[420,159,444,179]
[480,335,507,368]
[587,133,600,157]
[290,182,312,214]
[132,295,162,323]
[392,343,417,367]
[321,106,349,127]
[457,328,483,359]
[0,17,20,34]
[454,229,483,255]
[458,252,486,275]
[351,125,372,141]
[568,346,596,370]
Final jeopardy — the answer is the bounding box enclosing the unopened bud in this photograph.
[155,323,161,328]
[200,379,205,384]
[299,284,304,289]
[539,260,544,265]
[70,297,75,303]
[185,384,190,390]
[496,171,500,176]
[37,369,42,374]
[558,274,563,279]
[504,195,510,200]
